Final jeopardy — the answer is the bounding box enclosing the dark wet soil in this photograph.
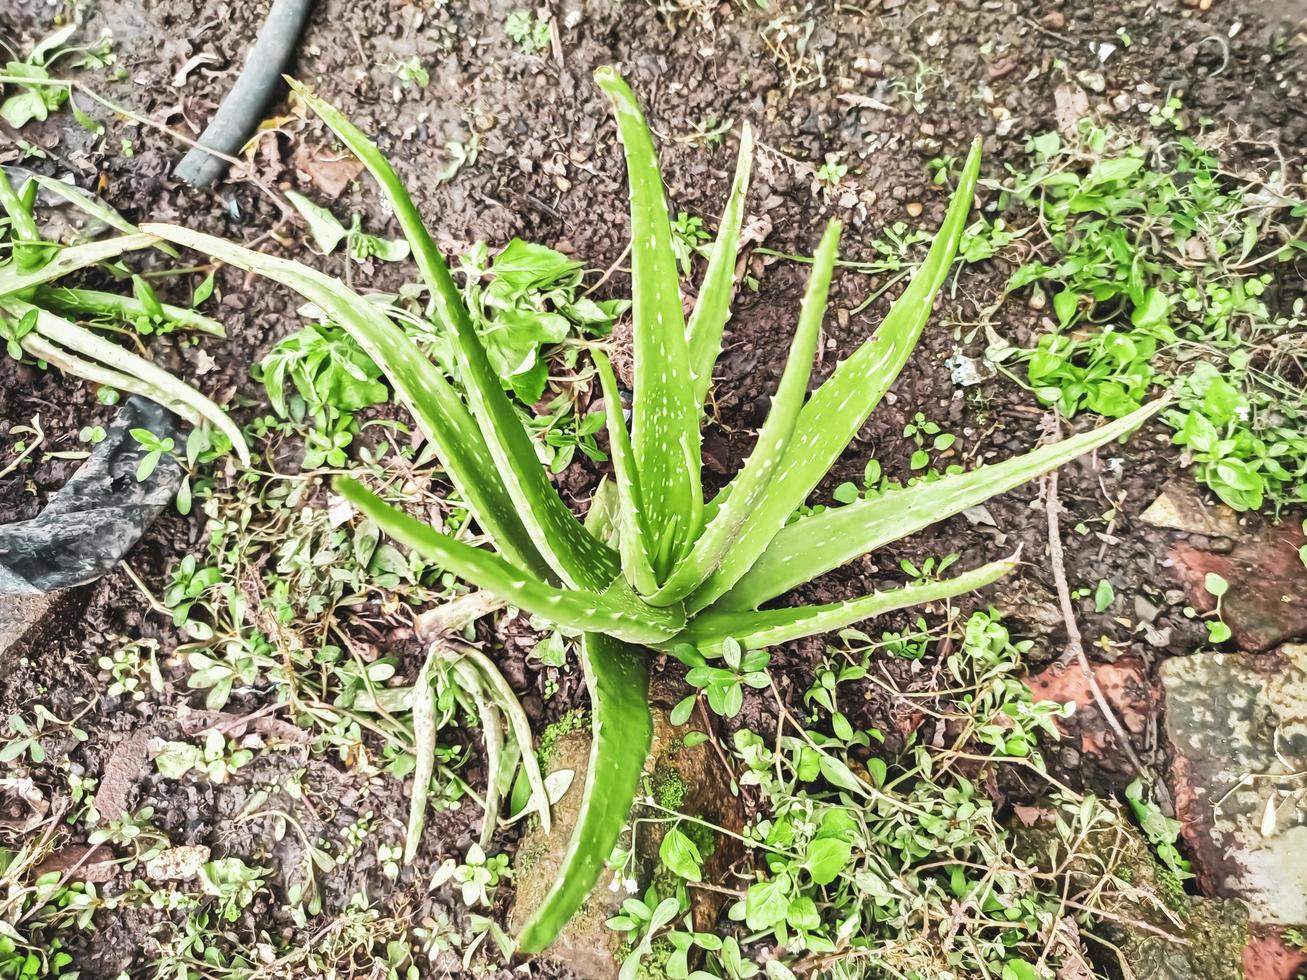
[2,0,1304,975]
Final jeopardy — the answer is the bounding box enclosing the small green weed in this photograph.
[976,116,1307,512]
[504,10,551,53]
[621,610,1160,978]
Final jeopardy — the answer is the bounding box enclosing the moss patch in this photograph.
[538,708,590,769]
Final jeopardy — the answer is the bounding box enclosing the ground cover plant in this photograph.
[607,608,1172,980]
[142,68,1159,952]
[970,113,1307,513]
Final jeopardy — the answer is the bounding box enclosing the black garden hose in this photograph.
[173,0,316,187]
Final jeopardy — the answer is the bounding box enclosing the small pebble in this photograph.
[905,201,923,217]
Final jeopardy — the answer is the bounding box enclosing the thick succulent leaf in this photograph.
[678,556,1015,655]
[593,350,659,594]
[646,221,841,607]
[515,631,652,953]
[1,297,249,464]
[286,79,616,592]
[37,285,225,336]
[595,66,703,577]
[335,477,684,645]
[687,140,984,612]
[719,400,1162,610]
[143,223,551,578]
[0,232,156,297]
[686,122,754,410]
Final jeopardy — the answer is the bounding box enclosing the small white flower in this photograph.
[622,877,639,894]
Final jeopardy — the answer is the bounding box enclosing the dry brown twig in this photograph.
[1040,412,1151,788]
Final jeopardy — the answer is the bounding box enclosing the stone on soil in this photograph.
[1167,522,1307,651]
[509,683,743,980]
[1141,479,1242,538]
[1026,656,1152,757]
[1159,644,1307,926]
[0,587,88,660]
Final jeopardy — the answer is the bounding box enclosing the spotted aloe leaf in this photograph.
[516,493,654,953]
[142,223,551,578]
[0,232,156,297]
[686,139,985,612]
[335,476,684,646]
[718,399,1164,611]
[287,78,617,592]
[595,67,703,579]
[686,121,754,410]
[593,349,660,594]
[679,555,1017,655]
[643,220,841,607]
[514,630,651,953]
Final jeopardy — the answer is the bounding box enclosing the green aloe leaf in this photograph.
[719,399,1163,610]
[335,477,684,646]
[287,78,616,592]
[0,232,157,297]
[595,66,703,578]
[646,220,841,607]
[514,631,652,953]
[679,555,1015,655]
[593,349,659,594]
[686,122,754,410]
[37,285,225,336]
[688,139,984,612]
[143,223,550,578]
[24,173,180,258]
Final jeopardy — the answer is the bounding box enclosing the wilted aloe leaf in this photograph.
[720,399,1163,611]
[460,646,553,835]
[686,121,754,410]
[645,220,841,607]
[336,477,685,646]
[1,298,249,464]
[595,66,703,578]
[514,631,651,954]
[286,78,617,592]
[18,327,212,435]
[143,223,550,578]
[680,556,1016,654]
[687,139,984,612]
[23,173,180,258]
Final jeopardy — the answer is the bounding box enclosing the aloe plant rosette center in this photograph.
[143,67,1159,954]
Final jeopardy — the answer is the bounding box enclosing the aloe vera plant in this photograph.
[144,68,1160,953]
[0,169,248,463]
